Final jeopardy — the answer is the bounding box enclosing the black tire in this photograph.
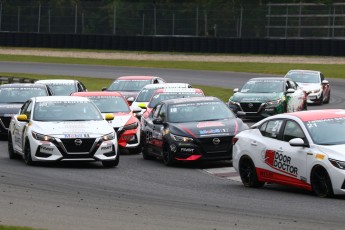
[310,166,333,198]
[239,156,264,188]
[23,141,34,166]
[302,101,308,111]
[324,91,330,104]
[318,94,324,105]
[8,133,19,159]
[162,145,175,166]
[102,154,119,168]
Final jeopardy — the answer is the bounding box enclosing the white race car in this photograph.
[233,109,345,197]
[8,96,119,167]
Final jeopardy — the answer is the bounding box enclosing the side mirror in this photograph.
[322,80,329,84]
[17,114,28,122]
[233,88,239,93]
[289,138,309,147]
[138,103,147,109]
[101,87,107,91]
[153,118,163,124]
[104,113,115,121]
[131,106,142,114]
[286,88,295,94]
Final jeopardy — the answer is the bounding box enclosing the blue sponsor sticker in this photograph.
[64,134,90,138]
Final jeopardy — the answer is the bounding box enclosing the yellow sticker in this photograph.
[315,153,325,160]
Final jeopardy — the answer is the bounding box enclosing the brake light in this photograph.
[232,137,239,145]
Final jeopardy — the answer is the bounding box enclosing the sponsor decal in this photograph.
[197,121,224,128]
[180,147,194,153]
[64,134,90,138]
[40,146,54,153]
[264,150,298,177]
[100,145,112,151]
[3,114,15,117]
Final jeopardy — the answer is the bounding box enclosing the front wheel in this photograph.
[8,133,19,159]
[239,156,264,188]
[162,145,175,166]
[102,154,119,168]
[324,91,330,104]
[23,141,34,166]
[311,166,333,198]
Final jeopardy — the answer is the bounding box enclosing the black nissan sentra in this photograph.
[141,96,249,166]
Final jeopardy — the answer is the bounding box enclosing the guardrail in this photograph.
[0,76,36,85]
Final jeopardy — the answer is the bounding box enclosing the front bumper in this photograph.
[307,92,322,104]
[229,102,282,119]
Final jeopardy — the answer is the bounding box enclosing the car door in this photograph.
[260,119,308,188]
[144,104,162,155]
[151,104,166,155]
[13,100,33,153]
[286,80,305,112]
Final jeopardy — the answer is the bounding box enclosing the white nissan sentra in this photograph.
[8,96,119,167]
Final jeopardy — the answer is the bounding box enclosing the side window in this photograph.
[77,83,83,92]
[262,120,283,139]
[22,101,33,118]
[158,104,166,121]
[259,122,268,136]
[153,79,159,84]
[20,101,30,114]
[288,80,297,89]
[152,104,162,119]
[283,120,305,142]
[320,73,325,81]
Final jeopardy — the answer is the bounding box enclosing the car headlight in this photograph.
[170,133,193,143]
[32,131,55,142]
[310,88,321,94]
[228,100,238,105]
[102,132,115,141]
[266,99,281,106]
[122,122,139,131]
[329,158,345,170]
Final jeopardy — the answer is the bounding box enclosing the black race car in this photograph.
[141,96,248,166]
[0,83,53,136]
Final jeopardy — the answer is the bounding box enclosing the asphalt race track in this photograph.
[1,62,345,230]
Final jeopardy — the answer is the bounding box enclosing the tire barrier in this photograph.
[1,32,345,56]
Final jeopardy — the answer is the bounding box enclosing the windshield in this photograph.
[108,80,151,91]
[33,101,103,121]
[168,101,234,123]
[148,92,204,108]
[47,83,76,96]
[88,96,130,113]
[305,118,345,145]
[286,72,320,83]
[136,88,160,102]
[0,87,48,103]
[240,80,284,93]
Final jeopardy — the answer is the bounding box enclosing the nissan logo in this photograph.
[248,103,254,108]
[74,139,83,146]
[213,138,220,145]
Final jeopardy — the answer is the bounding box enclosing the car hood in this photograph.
[230,92,283,103]
[0,103,22,115]
[296,83,320,91]
[107,113,132,128]
[31,120,114,137]
[168,118,245,138]
[316,144,345,161]
[118,91,139,99]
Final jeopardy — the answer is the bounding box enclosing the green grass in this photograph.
[0,225,40,230]
[1,54,345,79]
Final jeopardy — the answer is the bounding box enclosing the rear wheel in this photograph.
[239,156,264,188]
[102,154,119,168]
[311,166,333,198]
[324,91,330,104]
[23,141,34,166]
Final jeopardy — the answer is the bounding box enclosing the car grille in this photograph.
[197,135,233,159]
[59,138,96,153]
[0,116,12,129]
[240,102,261,112]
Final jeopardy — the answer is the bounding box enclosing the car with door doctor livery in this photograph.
[72,91,142,154]
[284,69,330,105]
[8,96,119,167]
[228,78,307,119]
[233,109,345,198]
[141,97,248,166]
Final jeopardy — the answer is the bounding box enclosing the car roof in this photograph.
[160,96,219,105]
[142,83,191,89]
[116,76,158,80]
[0,83,48,88]
[288,109,345,122]
[285,70,321,75]
[35,79,76,84]
[248,77,286,81]
[34,96,90,102]
[155,88,203,94]
[72,91,123,97]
